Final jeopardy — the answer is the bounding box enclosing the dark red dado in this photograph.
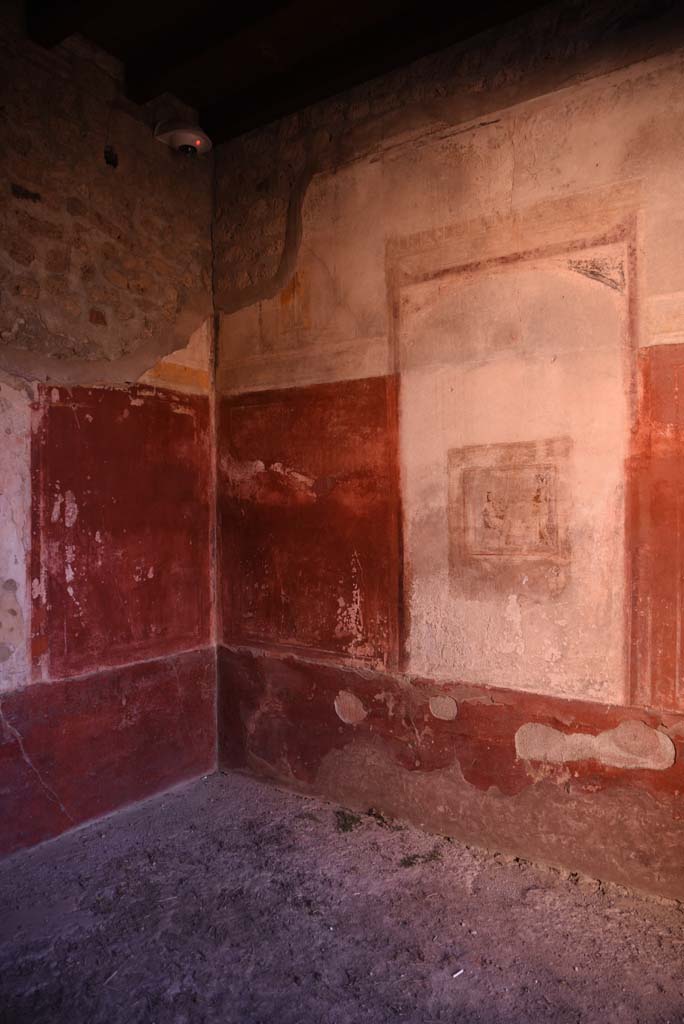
[217,376,401,669]
[218,646,684,900]
[0,648,216,857]
[31,385,212,681]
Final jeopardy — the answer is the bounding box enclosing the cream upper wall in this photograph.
[219,160,390,393]
[219,50,684,386]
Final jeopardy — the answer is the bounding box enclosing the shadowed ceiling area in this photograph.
[26,0,549,140]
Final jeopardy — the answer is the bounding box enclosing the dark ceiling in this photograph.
[26,0,548,143]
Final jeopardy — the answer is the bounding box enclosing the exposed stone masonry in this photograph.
[0,16,212,385]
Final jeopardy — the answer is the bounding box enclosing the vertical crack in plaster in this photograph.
[0,698,74,823]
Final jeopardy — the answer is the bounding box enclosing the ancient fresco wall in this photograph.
[215,46,684,707]
[213,16,684,896]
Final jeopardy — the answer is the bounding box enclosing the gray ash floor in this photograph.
[1,773,683,1024]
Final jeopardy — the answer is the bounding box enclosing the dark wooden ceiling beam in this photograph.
[201,0,546,142]
[125,0,292,104]
[26,0,100,47]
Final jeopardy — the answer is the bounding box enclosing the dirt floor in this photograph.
[1,772,683,1024]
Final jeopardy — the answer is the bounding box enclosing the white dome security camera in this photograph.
[154,119,212,155]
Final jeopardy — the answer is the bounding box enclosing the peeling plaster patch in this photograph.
[428,695,458,721]
[64,491,78,528]
[50,491,63,523]
[133,565,155,583]
[220,454,319,505]
[220,455,288,504]
[271,463,315,493]
[139,318,212,395]
[515,720,676,771]
[221,455,266,481]
[500,594,525,657]
[0,578,22,666]
[0,384,31,690]
[171,404,194,417]
[335,551,370,658]
[334,690,368,725]
[64,543,76,585]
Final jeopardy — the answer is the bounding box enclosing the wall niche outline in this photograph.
[396,226,634,702]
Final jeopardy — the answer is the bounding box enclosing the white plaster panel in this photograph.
[400,248,630,702]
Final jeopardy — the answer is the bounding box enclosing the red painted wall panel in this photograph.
[217,376,401,668]
[0,648,216,857]
[630,344,684,710]
[31,385,211,680]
